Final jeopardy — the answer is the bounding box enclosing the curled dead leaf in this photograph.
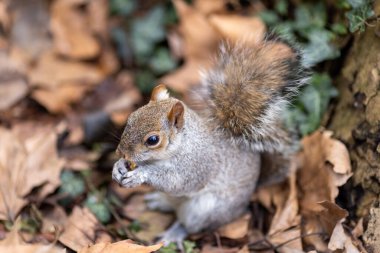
[59,207,101,252]
[28,51,105,113]
[208,15,266,45]
[29,51,103,90]
[0,125,64,221]
[218,214,250,239]
[163,0,220,92]
[78,240,163,253]
[135,211,174,242]
[51,0,100,59]
[297,130,352,251]
[328,221,362,253]
[299,130,352,205]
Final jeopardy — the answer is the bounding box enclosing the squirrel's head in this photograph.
[116,84,185,164]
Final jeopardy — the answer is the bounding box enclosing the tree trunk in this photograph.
[327,3,380,252]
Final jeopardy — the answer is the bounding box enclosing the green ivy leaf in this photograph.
[110,0,136,16]
[258,10,280,26]
[183,240,196,253]
[149,47,177,75]
[303,29,340,67]
[59,171,86,198]
[331,23,348,35]
[275,0,288,15]
[337,0,351,9]
[347,0,366,8]
[135,70,156,94]
[294,3,327,33]
[159,243,177,253]
[131,6,166,57]
[284,73,338,136]
[272,22,296,42]
[346,3,375,33]
[85,193,111,224]
[128,220,142,233]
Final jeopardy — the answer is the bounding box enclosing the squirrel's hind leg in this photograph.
[145,191,183,212]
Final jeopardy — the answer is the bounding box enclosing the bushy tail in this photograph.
[194,37,308,153]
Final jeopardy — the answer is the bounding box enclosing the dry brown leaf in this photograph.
[264,176,303,252]
[119,191,173,242]
[88,0,119,75]
[60,146,99,171]
[59,207,100,251]
[122,194,148,220]
[105,87,141,126]
[209,14,266,45]
[218,213,250,239]
[135,211,174,242]
[269,227,304,253]
[87,0,108,36]
[201,244,240,253]
[41,205,68,235]
[9,0,51,62]
[29,51,103,90]
[269,169,299,235]
[194,0,227,15]
[28,51,105,113]
[111,183,152,201]
[78,240,163,253]
[254,162,301,251]
[297,130,352,251]
[173,0,220,61]
[0,53,28,110]
[328,221,361,253]
[0,219,65,253]
[0,126,64,221]
[51,0,100,59]
[161,60,210,93]
[299,130,352,206]
[32,82,91,113]
[163,0,220,92]
[315,201,348,236]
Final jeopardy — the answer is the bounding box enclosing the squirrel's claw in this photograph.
[156,221,188,252]
[120,171,143,188]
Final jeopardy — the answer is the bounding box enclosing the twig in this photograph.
[214,232,222,249]
[248,232,327,252]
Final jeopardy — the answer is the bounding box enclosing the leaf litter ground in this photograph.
[0,0,370,252]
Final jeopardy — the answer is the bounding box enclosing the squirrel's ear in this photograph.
[168,102,185,130]
[151,84,170,102]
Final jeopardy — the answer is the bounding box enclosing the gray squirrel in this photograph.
[112,38,308,245]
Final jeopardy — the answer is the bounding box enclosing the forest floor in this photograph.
[0,0,378,252]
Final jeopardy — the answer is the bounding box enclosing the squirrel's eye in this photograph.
[145,135,160,146]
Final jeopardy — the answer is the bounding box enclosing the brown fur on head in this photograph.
[116,85,185,164]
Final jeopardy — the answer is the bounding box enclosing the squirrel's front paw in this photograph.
[112,158,145,188]
[112,158,128,184]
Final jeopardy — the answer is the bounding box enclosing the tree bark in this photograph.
[327,3,380,252]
